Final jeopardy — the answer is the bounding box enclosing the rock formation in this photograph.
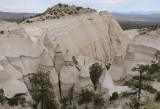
[60,50,79,98]
[0,4,131,108]
[74,64,94,95]
[108,52,127,81]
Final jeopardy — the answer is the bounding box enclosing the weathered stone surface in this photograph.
[108,52,127,81]
[60,50,79,97]
[74,65,94,95]
[97,68,128,96]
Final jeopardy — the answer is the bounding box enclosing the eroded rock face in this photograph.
[74,65,94,95]
[0,9,129,108]
[21,11,128,65]
[60,50,79,98]
[97,68,128,96]
[108,52,127,81]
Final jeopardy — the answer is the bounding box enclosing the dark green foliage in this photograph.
[155,92,160,102]
[93,94,104,107]
[76,7,82,11]
[78,89,94,105]
[154,50,160,59]
[0,88,26,106]
[72,56,78,65]
[0,31,4,34]
[54,12,57,15]
[26,20,32,23]
[60,97,69,108]
[58,3,62,7]
[29,71,58,109]
[124,64,157,108]
[7,96,26,106]
[68,11,73,15]
[89,63,103,89]
[118,21,160,30]
[0,89,6,105]
[7,97,19,106]
[110,92,118,101]
[106,63,111,70]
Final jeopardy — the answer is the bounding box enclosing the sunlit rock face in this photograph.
[21,11,128,66]
[108,52,127,81]
[60,50,79,98]
[74,64,94,95]
[0,8,130,108]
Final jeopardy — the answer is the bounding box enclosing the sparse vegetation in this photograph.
[78,89,104,108]
[110,92,119,101]
[78,89,94,105]
[22,4,96,23]
[124,64,157,108]
[0,88,26,106]
[93,94,104,107]
[106,63,111,70]
[29,71,58,109]
[0,31,4,34]
[155,92,160,102]
[89,62,103,89]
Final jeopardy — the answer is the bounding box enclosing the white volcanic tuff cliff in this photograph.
[0,11,129,108]
[21,12,128,65]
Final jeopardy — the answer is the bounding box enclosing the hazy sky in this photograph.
[0,0,160,13]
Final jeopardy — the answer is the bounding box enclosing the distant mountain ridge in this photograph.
[112,12,160,22]
[0,11,36,22]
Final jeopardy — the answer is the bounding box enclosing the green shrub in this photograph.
[68,11,73,15]
[110,92,118,101]
[54,12,57,15]
[0,89,6,105]
[29,71,58,109]
[78,89,94,105]
[0,31,4,34]
[106,63,111,70]
[89,62,103,89]
[155,92,160,102]
[72,56,78,65]
[60,97,69,108]
[93,94,104,107]
[7,96,26,107]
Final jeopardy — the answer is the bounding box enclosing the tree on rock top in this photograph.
[89,62,103,89]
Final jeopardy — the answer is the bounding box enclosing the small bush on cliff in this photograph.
[110,92,118,101]
[89,63,103,89]
[0,88,6,105]
[78,89,94,105]
[93,94,104,107]
[29,71,58,109]
[60,97,69,108]
[0,88,26,106]
[155,92,160,102]
[0,31,4,34]
[72,56,78,65]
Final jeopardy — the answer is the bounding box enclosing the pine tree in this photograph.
[124,64,157,108]
[29,71,58,109]
[89,63,103,89]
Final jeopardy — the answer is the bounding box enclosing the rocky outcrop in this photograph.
[97,68,128,96]
[108,52,127,81]
[0,5,130,108]
[54,44,64,74]
[74,64,94,95]
[38,50,60,100]
[60,50,79,98]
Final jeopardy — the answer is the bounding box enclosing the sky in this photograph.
[0,0,160,13]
